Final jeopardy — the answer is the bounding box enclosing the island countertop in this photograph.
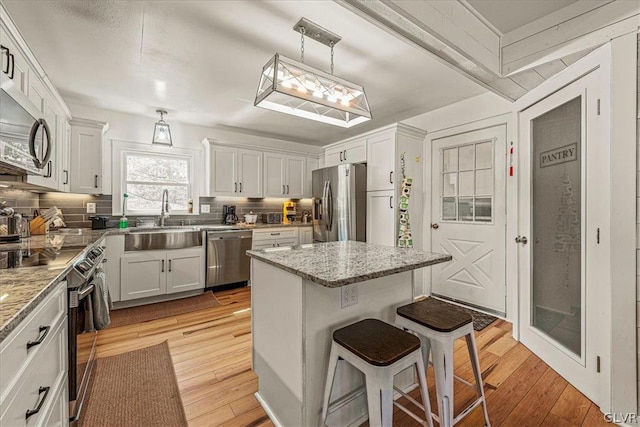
[246,241,452,288]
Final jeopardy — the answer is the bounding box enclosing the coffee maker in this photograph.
[222,205,238,225]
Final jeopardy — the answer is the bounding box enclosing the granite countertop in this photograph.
[0,222,311,342]
[0,231,107,342]
[247,241,452,288]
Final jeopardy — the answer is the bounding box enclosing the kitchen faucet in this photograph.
[160,188,170,226]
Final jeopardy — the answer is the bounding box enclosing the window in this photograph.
[441,140,494,223]
[123,152,191,213]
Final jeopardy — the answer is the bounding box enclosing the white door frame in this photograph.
[513,36,637,414]
[422,113,516,320]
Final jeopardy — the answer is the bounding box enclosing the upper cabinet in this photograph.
[0,25,29,97]
[263,153,306,198]
[70,118,108,194]
[366,131,396,192]
[205,144,263,198]
[305,156,319,198]
[324,138,366,167]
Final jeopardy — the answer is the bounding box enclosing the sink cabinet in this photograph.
[120,246,205,301]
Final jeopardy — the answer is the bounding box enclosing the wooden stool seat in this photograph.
[396,298,472,332]
[333,318,421,366]
[322,318,433,427]
[396,299,491,427]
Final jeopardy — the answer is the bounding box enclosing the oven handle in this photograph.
[78,284,95,301]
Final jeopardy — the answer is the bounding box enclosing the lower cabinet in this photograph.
[367,190,396,246]
[299,227,313,244]
[120,247,205,301]
[252,227,299,249]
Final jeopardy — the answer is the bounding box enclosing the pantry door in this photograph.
[518,69,607,402]
[431,125,507,315]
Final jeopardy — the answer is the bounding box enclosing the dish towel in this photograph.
[91,267,113,330]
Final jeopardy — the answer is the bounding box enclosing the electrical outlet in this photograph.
[341,284,358,309]
[86,203,96,214]
[201,204,210,213]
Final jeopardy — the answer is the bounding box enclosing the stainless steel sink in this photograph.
[124,230,203,251]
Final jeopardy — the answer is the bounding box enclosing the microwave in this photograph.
[0,80,52,177]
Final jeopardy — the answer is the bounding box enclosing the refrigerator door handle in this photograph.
[322,180,329,230]
[327,181,334,231]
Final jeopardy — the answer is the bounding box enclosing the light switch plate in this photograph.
[86,203,96,214]
[201,204,210,213]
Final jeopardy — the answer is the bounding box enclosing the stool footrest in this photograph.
[327,386,366,416]
[392,385,426,412]
[453,397,485,425]
[393,400,429,426]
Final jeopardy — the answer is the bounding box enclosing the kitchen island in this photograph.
[247,241,451,427]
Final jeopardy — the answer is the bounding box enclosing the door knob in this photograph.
[431,223,439,230]
[515,236,528,244]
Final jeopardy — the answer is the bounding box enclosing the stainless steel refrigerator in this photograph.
[312,163,367,242]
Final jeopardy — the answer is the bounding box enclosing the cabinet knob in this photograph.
[431,223,439,230]
[515,236,528,245]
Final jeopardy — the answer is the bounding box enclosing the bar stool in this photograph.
[321,318,433,427]
[395,299,491,427]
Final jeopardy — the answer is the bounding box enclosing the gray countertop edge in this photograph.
[247,252,453,288]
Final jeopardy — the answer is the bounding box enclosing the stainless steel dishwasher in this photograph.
[206,230,253,288]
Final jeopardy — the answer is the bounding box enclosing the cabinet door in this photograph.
[286,155,305,198]
[305,157,319,198]
[104,235,124,302]
[210,145,238,196]
[366,190,396,247]
[167,248,205,294]
[0,27,29,97]
[27,74,46,113]
[263,152,286,197]
[299,227,313,244]
[324,147,342,167]
[344,139,367,163]
[70,125,102,194]
[237,149,263,197]
[120,252,167,301]
[367,132,395,191]
[59,120,71,192]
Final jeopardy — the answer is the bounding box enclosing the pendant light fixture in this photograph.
[152,109,173,146]
[254,18,371,128]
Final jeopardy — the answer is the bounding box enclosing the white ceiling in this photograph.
[3,0,486,146]
[466,0,578,34]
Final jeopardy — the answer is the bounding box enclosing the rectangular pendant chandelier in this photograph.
[254,53,371,128]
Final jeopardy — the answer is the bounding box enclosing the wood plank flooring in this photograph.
[96,287,607,427]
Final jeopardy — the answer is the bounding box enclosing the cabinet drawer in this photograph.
[39,377,68,427]
[253,228,298,241]
[274,239,298,248]
[0,283,66,398]
[0,319,67,426]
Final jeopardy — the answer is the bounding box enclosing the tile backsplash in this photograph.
[0,188,312,228]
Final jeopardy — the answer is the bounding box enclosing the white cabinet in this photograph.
[70,118,108,194]
[167,247,206,294]
[324,138,366,167]
[121,252,167,301]
[367,190,396,247]
[252,227,299,249]
[367,131,396,191]
[305,156,319,198]
[299,227,313,244]
[0,281,68,427]
[263,153,306,198]
[59,119,71,192]
[104,235,124,302]
[207,145,263,197]
[120,247,205,301]
[27,72,46,114]
[0,26,29,97]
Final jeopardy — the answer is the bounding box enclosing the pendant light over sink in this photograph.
[254,18,371,128]
[152,109,173,146]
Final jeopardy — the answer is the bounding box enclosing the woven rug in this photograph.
[108,292,220,328]
[79,341,187,427]
[431,297,498,331]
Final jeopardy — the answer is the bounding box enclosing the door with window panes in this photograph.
[431,126,507,314]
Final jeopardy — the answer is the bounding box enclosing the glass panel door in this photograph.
[531,96,582,356]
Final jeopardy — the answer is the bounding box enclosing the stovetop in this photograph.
[0,247,83,270]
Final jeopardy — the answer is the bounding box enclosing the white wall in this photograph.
[402,92,512,134]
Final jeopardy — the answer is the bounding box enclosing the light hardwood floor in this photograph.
[96,287,608,427]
